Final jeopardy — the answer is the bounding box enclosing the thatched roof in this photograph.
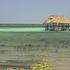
[43,15,70,24]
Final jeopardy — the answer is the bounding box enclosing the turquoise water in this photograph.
[0,26,45,28]
[0,28,45,32]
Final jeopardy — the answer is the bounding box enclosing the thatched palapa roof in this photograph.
[43,15,70,24]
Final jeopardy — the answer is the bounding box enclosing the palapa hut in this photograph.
[43,15,70,31]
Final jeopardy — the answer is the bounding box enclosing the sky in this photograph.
[0,0,70,24]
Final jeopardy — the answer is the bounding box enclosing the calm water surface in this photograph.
[0,26,45,28]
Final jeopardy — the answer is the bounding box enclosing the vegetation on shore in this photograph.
[0,24,44,26]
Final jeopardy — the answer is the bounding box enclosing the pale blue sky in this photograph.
[0,0,70,24]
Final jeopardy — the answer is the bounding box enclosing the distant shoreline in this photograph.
[0,24,44,26]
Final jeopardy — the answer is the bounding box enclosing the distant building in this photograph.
[43,15,70,31]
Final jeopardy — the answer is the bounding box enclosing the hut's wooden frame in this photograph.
[44,23,70,31]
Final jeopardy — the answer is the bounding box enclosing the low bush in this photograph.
[30,62,52,70]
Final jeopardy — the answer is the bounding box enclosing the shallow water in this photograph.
[0,26,45,28]
[0,27,45,32]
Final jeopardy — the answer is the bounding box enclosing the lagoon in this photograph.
[0,27,45,32]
